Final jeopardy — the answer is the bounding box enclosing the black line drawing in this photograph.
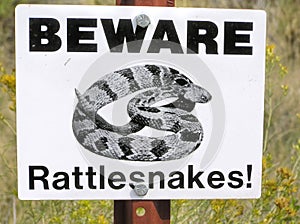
[72,64,212,161]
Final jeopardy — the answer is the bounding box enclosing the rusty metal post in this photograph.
[114,1,173,224]
[116,0,174,7]
[114,200,171,224]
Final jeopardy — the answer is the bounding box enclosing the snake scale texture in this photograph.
[72,64,212,161]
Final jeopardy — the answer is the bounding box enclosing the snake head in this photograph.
[173,75,212,104]
[183,84,212,104]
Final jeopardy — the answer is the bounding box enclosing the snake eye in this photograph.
[175,78,189,86]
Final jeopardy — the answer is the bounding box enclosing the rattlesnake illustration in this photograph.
[72,64,212,161]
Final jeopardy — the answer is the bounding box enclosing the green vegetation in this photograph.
[1,0,300,223]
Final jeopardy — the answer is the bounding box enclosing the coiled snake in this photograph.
[72,65,212,161]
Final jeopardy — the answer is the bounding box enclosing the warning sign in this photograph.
[16,5,266,199]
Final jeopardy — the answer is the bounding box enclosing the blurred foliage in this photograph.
[0,64,15,112]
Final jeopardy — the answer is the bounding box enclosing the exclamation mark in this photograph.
[246,165,252,188]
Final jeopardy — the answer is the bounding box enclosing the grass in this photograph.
[1,0,300,223]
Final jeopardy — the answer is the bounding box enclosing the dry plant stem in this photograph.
[263,71,272,153]
[292,154,300,178]
[263,98,273,153]
[0,115,16,135]
[13,196,16,224]
[0,151,16,177]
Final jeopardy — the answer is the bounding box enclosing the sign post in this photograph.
[114,2,172,223]
[116,0,174,6]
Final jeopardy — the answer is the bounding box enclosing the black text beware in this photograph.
[29,18,253,55]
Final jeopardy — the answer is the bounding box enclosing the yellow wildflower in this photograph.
[234,205,244,217]
[293,139,300,151]
[266,44,275,57]
[285,207,297,217]
[176,199,186,206]
[264,179,277,191]
[280,84,288,96]
[210,200,225,212]
[276,167,293,179]
[275,197,289,210]
[98,215,109,224]
[279,63,288,76]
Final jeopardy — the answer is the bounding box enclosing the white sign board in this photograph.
[16,5,266,200]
